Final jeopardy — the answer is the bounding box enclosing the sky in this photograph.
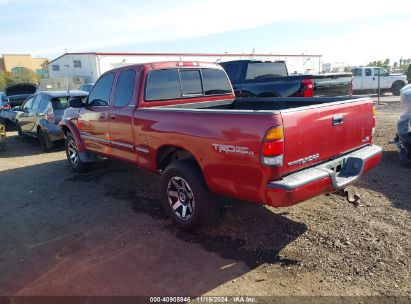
[1,0,411,65]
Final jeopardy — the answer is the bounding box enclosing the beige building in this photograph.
[0,54,48,76]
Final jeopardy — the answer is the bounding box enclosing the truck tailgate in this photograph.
[280,98,374,176]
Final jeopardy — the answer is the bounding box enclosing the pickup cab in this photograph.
[60,61,382,229]
[219,60,353,98]
[352,67,408,96]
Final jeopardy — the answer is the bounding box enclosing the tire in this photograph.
[160,159,219,230]
[399,148,411,166]
[65,133,89,173]
[391,81,405,96]
[38,128,53,152]
[17,122,24,138]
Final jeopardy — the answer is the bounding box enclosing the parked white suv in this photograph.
[352,67,407,96]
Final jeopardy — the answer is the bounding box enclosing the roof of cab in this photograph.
[38,90,88,98]
[103,61,222,75]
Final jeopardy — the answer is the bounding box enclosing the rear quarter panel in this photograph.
[133,109,282,203]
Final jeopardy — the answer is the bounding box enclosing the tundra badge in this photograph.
[288,153,320,167]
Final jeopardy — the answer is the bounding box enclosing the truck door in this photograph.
[77,72,115,157]
[108,69,139,163]
[362,68,377,90]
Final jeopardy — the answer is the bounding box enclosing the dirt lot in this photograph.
[0,95,409,297]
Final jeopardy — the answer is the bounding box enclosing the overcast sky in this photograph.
[1,0,410,65]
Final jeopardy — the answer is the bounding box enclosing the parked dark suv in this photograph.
[16,91,88,151]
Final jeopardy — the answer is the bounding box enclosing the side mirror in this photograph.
[69,96,85,108]
[12,106,21,112]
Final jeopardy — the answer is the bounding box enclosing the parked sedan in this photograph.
[15,91,88,151]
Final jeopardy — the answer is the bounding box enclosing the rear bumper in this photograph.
[264,145,382,207]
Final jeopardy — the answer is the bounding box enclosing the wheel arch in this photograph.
[156,145,201,173]
[59,120,86,153]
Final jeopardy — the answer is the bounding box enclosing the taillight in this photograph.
[292,79,314,97]
[262,126,284,166]
[45,109,55,123]
[1,104,10,110]
[372,106,376,136]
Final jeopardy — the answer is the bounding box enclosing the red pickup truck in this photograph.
[60,61,382,229]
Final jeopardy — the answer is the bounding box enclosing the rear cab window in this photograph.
[145,68,231,102]
[245,62,288,80]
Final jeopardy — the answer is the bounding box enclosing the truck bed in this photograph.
[156,96,364,111]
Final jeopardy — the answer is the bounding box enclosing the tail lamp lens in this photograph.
[263,140,283,156]
[262,126,284,166]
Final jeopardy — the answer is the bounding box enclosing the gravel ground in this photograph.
[0,95,409,297]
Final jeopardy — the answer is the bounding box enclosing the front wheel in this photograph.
[160,159,219,230]
[65,133,89,173]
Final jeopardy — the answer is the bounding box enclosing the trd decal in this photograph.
[212,144,255,157]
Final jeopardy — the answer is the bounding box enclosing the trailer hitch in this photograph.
[336,188,361,206]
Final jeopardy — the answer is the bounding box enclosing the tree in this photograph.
[10,67,39,84]
[0,68,39,90]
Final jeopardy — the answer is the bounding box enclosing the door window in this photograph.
[39,97,50,113]
[88,72,115,106]
[365,68,372,76]
[32,94,43,111]
[113,70,136,107]
[373,68,388,76]
[22,96,35,112]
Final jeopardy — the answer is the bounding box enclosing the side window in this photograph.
[179,70,202,96]
[88,73,115,106]
[39,97,50,113]
[201,69,232,95]
[145,69,181,101]
[22,96,35,111]
[374,68,388,76]
[32,94,43,111]
[365,68,372,76]
[113,70,136,107]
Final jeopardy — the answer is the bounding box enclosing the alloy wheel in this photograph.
[67,139,79,166]
[167,176,195,220]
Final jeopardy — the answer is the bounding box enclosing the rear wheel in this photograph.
[161,159,219,230]
[391,81,405,96]
[65,133,89,173]
[38,128,53,152]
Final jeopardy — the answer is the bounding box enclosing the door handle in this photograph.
[99,113,106,119]
[332,115,344,126]
[109,115,116,120]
